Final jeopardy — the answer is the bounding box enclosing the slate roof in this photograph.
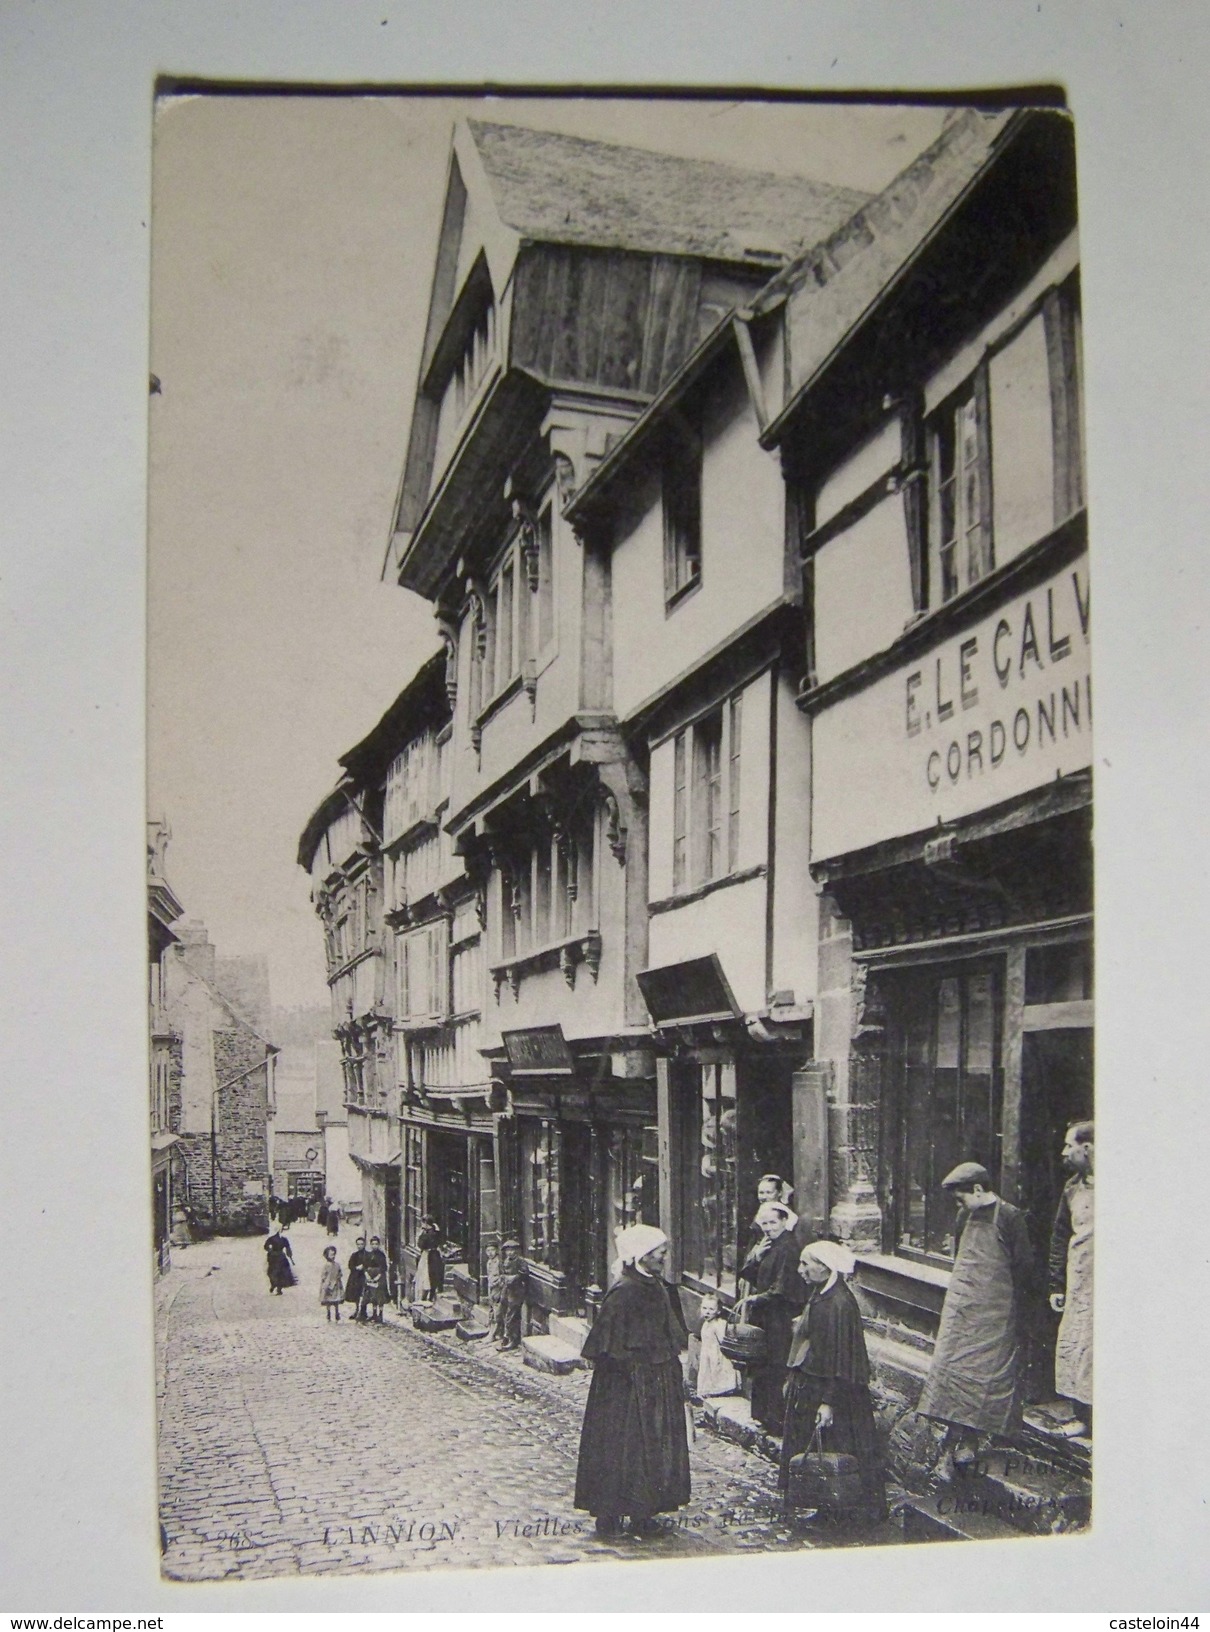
[466,119,869,264]
[757,108,1024,436]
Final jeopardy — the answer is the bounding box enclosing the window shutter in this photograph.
[1043,283,1084,522]
[899,392,928,611]
[672,731,688,889]
[973,361,995,574]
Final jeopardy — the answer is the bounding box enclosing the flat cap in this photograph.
[941,1161,992,1189]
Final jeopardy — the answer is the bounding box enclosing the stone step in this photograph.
[948,1447,1090,1534]
[701,1395,781,1461]
[901,1492,1026,1545]
[456,1321,491,1342]
[548,1313,590,1355]
[521,1334,583,1375]
[410,1301,461,1332]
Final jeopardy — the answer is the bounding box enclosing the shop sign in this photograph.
[502,1024,575,1077]
[812,555,1091,861]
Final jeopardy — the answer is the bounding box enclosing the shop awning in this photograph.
[637,954,741,1029]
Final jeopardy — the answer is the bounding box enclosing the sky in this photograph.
[146,93,951,1011]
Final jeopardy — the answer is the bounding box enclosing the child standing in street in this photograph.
[319,1244,344,1322]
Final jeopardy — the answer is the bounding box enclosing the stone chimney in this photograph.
[176,918,216,985]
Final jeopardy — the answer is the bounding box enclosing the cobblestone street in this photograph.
[157,1225,874,1582]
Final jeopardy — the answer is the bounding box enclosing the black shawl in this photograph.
[582,1269,687,1366]
[786,1279,871,1387]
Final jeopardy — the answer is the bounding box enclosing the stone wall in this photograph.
[174,1031,270,1235]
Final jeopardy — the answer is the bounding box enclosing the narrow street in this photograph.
[157,1225,855,1581]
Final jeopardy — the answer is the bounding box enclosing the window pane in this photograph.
[961,969,997,1173]
[497,562,513,683]
[536,511,554,650]
[695,713,723,882]
[717,1064,738,1290]
[901,1028,932,1254]
[698,1067,719,1285]
[672,732,688,889]
[728,694,742,872]
[534,839,552,946]
[663,434,702,598]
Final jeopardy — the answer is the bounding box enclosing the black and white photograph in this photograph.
[146,88,1096,1581]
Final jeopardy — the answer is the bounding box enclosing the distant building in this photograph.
[162,921,277,1235]
[314,1038,359,1212]
[268,1043,327,1211]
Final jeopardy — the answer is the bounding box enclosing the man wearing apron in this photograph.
[918,1162,1035,1466]
[1049,1121,1094,1439]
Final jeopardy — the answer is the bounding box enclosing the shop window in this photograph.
[403,1125,425,1249]
[892,963,1003,1259]
[671,693,742,891]
[521,1122,560,1266]
[929,373,993,606]
[606,1125,659,1266]
[663,426,702,607]
[1025,940,1092,1005]
[675,1061,738,1293]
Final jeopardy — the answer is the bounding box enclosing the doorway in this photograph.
[427,1130,469,1258]
[384,1166,402,1298]
[1019,1024,1093,1400]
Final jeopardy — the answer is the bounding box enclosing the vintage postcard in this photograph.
[147,89,1093,1583]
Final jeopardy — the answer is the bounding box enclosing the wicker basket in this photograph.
[788,1426,865,1511]
[718,1297,767,1364]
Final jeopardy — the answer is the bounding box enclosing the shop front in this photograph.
[495,1025,658,1322]
[399,1101,499,1304]
[638,956,816,1323]
[805,543,1094,1406]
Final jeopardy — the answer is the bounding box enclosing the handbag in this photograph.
[788,1422,864,1512]
[718,1296,768,1365]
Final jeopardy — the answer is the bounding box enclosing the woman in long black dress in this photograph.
[737,1203,807,1431]
[415,1217,445,1301]
[264,1225,296,1294]
[344,1235,368,1316]
[574,1223,690,1538]
[780,1239,886,1523]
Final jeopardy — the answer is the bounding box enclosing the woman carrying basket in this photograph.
[736,1202,806,1431]
[779,1240,886,1524]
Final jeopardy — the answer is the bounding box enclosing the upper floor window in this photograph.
[663,426,702,607]
[499,811,595,961]
[384,731,444,844]
[325,876,375,971]
[930,375,992,606]
[479,505,556,708]
[923,275,1083,612]
[672,693,742,891]
[397,918,450,1024]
